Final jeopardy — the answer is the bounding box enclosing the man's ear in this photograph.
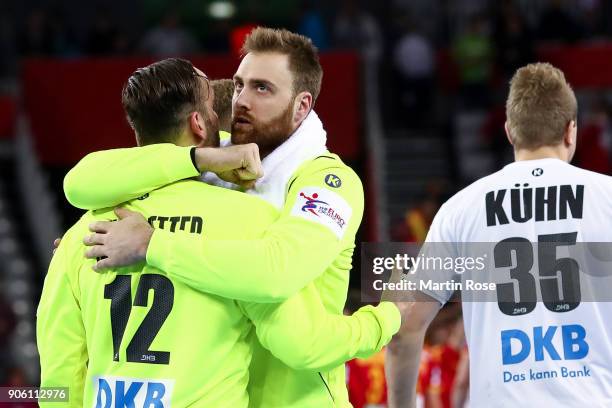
[189,111,207,146]
[293,92,313,125]
[504,121,514,146]
[565,119,577,147]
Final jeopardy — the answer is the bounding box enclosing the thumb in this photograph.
[216,170,240,185]
[235,168,259,181]
[237,179,257,190]
[114,207,137,219]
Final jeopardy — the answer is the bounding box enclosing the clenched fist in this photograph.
[195,143,263,189]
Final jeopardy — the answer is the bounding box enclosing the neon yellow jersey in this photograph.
[62,144,381,407]
[41,179,400,407]
[219,130,231,142]
[243,154,365,407]
[40,181,276,407]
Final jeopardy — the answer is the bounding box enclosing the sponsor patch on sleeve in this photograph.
[290,186,353,239]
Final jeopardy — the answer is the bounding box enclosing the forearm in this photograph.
[64,144,197,209]
[386,298,441,408]
[147,220,341,302]
[278,302,401,371]
[451,352,469,408]
[386,330,425,408]
[242,281,401,372]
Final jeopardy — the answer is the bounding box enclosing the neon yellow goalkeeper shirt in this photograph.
[39,179,400,407]
[63,143,371,406]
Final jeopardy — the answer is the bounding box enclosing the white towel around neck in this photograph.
[201,110,328,208]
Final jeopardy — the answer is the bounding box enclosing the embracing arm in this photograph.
[147,213,343,302]
[64,144,198,209]
[240,285,401,371]
[146,165,364,302]
[84,161,363,302]
[64,143,263,209]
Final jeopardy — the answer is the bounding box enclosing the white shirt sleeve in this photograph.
[410,203,459,304]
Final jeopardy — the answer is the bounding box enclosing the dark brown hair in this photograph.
[242,27,323,102]
[122,58,209,145]
[506,63,577,150]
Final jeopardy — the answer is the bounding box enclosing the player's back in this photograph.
[61,180,278,407]
[430,158,612,407]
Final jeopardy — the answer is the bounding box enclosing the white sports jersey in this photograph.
[420,158,612,407]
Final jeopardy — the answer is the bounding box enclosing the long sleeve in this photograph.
[146,163,364,302]
[64,144,198,209]
[239,285,400,371]
[146,214,342,302]
[37,240,87,407]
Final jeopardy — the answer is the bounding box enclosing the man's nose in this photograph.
[234,87,250,110]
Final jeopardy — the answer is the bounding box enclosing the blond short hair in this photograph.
[242,27,323,102]
[506,63,577,150]
[211,79,234,131]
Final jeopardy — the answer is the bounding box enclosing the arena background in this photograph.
[0,0,611,404]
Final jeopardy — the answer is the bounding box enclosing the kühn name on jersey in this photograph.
[485,184,584,227]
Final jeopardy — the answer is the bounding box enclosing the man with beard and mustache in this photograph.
[42,58,399,407]
[63,28,378,407]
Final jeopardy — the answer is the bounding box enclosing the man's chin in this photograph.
[230,130,255,145]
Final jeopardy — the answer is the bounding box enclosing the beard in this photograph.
[231,102,294,157]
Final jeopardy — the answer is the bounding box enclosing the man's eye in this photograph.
[257,85,268,92]
[235,83,243,90]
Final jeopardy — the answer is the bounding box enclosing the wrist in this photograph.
[194,147,211,173]
[189,147,199,172]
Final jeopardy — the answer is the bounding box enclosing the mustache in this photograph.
[232,110,255,123]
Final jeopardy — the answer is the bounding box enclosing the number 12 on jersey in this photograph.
[104,274,174,364]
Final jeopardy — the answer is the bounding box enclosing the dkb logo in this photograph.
[94,377,173,407]
[501,325,589,365]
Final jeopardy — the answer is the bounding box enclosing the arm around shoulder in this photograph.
[64,144,198,209]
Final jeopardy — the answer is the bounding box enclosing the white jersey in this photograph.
[421,158,612,407]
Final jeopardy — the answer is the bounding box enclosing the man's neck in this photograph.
[175,132,197,148]
[514,145,569,163]
[259,121,304,159]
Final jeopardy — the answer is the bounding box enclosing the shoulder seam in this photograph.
[313,155,337,161]
[287,177,298,194]
[286,164,356,194]
[285,155,356,194]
